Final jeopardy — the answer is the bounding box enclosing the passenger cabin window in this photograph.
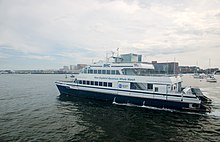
[155,87,158,92]
[111,70,115,74]
[91,81,94,85]
[95,81,98,86]
[88,69,91,74]
[147,84,153,90]
[104,82,107,87]
[83,69,87,74]
[94,70,97,74]
[82,69,120,75]
[88,69,93,74]
[102,70,106,74]
[107,70,110,74]
[130,82,147,90]
[116,70,120,75]
[108,82,112,87]
[98,70,101,74]
[77,80,113,88]
[122,68,154,76]
[86,81,90,85]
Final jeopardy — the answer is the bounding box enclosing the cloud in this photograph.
[0,0,220,69]
[25,55,54,61]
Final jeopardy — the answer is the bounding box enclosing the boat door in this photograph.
[117,81,130,96]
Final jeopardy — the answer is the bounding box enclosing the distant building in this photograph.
[63,66,69,71]
[178,66,200,74]
[76,64,87,70]
[70,65,76,71]
[120,53,142,63]
[152,61,179,74]
[204,68,219,74]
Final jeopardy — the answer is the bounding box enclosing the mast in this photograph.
[209,58,211,74]
[174,57,176,75]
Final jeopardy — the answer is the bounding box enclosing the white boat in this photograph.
[55,53,212,113]
[214,70,220,75]
[193,73,205,79]
[206,75,217,83]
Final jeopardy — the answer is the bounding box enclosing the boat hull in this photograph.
[56,84,209,113]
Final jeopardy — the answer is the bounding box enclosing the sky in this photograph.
[0,0,220,70]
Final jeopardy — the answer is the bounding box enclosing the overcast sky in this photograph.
[0,0,220,70]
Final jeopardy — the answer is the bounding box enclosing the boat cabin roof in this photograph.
[88,63,154,70]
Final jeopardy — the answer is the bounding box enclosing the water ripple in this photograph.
[0,74,220,142]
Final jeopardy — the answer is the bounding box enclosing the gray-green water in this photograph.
[0,74,220,142]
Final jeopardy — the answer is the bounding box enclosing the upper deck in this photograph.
[80,62,178,78]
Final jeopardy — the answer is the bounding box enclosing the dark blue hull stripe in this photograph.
[57,83,196,99]
[56,84,201,111]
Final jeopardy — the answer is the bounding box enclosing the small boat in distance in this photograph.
[206,75,217,83]
[214,70,220,75]
[206,58,217,83]
[193,73,206,79]
[56,53,212,113]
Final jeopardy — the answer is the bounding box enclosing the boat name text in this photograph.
[94,76,135,81]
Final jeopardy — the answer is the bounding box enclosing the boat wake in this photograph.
[208,111,220,118]
[112,100,207,115]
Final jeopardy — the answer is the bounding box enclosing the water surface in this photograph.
[0,74,220,142]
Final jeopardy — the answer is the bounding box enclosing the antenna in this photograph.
[106,52,108,62]
[209,58,211,67]
[174,57,176,75]
[111,51,115,57]
[209,58,211,74]
[117,48,119,57]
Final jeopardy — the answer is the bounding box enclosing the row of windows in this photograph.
[76,80,158,92]
[82,69,120,75]
[77,80,113,87]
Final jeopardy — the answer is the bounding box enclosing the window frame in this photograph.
[147,83,153,90]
